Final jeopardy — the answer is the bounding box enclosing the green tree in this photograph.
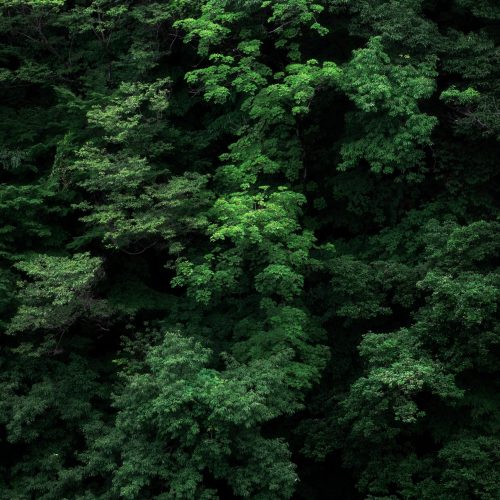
[0,0,498,498]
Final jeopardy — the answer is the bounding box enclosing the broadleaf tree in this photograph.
[0,0,498,498]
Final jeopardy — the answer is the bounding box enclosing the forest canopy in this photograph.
[0,0,499,498]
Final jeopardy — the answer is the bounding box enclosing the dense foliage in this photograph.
[0,1,499,498]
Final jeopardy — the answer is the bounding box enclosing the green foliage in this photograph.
[112,330,300,498]
[0,0,498,498]
[339,36,437,175]
[8,253,106,334]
